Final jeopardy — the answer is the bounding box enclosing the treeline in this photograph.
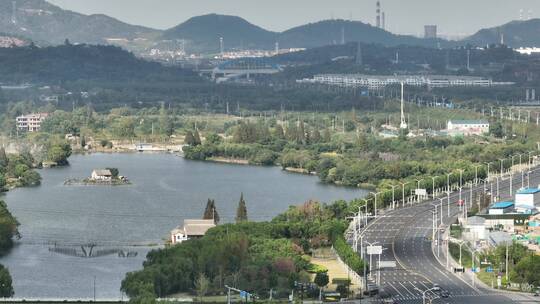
[121,200,362,302]
[184,119,531,190]
[0,44,200,84]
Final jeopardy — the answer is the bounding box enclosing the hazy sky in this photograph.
[47,0,540,37]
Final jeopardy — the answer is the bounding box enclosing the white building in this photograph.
[463,216,487,241]
[446,120,489,136]
[16,113,49,132]
[297,74,504,90]
[91,169,112,181]
[515,188,540,208]
[170,219,216,244]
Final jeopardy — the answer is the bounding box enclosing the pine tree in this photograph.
[0,148,8,168]
[322,128,331,143]
[184,131,196,146]
[273,124,285,140]
[193,129,202,146]
[312,128,321,143]
[235,193,248,223]
[298,121,306,145]
[203,199,220,224]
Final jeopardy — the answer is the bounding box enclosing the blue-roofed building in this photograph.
[488,201,515,215]
[516,188,540,208]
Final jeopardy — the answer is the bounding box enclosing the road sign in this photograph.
[378,261,397,268]
[366,245,383,255]
[414,189,427,196]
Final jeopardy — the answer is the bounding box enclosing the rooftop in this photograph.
[448,120,489,125]
[490,202,515,209]
[517,188,540,195]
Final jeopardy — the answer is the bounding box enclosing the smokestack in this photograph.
[382,12,386,30]
[376,1,381,28]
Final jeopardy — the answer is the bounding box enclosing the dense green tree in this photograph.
[46,140,72,165]
[203,199,220,224]
[0,265,13,297]
[236,193,248,223]
[0,200,19,255]
[205,133,222,145]
[195,273,210,302]
[490,121,504,138]
[314,271,329,300]
[511,255,540,286]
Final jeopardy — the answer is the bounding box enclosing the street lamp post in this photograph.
[446,173,452,193]
[499,158,505,178]
[370,192,380,217]
[390,185,398,210]
[400,182,409,208]
[431,176,437,198]
[458,169,464,189]
[415,178,423,203]
[474,165,482,185]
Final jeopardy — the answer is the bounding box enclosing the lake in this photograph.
[0,153,366,299]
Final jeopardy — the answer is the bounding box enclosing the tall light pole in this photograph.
[458,169,464,188]
[400,182,409,207]
[415,178,423,203]
[431,176,437,198]
[446,173,452,193]
[474,165,482,185]
[499,158,505,178]
[370,192,380,217]
[486,162,491,180]
[390,185,398,210]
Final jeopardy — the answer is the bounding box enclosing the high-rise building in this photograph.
[424,25,437,39]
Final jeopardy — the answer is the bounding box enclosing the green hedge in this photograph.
[333,236,366,275]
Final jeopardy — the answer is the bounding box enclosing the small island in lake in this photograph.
[64,168,131,186]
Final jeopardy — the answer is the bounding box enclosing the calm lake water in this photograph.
[0,153,366,300]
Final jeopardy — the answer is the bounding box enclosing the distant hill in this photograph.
[162,15,447,53]
[278,20,445,49]
[0,44,199,84]
[466,19,540,47]
[163,14,277,53]
[0,0,160,45]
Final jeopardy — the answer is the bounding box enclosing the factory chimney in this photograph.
[376,1,381,28]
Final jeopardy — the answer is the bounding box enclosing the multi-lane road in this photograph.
[356,166,540,303]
